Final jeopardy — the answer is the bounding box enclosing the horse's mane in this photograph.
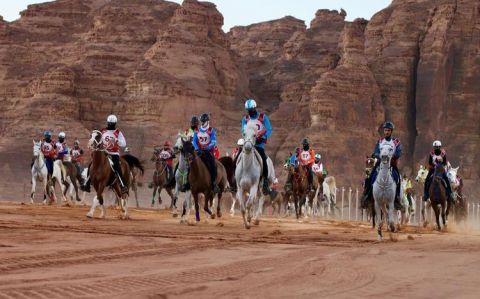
[244,121,258,140]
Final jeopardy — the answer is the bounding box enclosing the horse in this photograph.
[399,177,415,225]
[30,140,50,204]
[174,133,193,222]
[129,164,141,208]
[288,155,308,220]
[447,166,467,224]
[372,143,397,241]
[150,147,176,209]
[180,138,227,223]
[427,163,450,230]
[48,160,81,204]
[85,130,144,219]
[235,121,275,229]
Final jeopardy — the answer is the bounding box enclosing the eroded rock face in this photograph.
[0,0,478,198]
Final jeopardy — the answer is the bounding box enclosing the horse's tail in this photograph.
[122,154,145,175]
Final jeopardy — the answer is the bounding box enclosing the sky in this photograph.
[0,0,392,31]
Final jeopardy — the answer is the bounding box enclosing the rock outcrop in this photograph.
[0,0,478,199]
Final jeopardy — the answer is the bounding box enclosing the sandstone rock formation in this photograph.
[0,0,478,199]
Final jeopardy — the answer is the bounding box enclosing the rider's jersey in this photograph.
[373,137,402,166]
[55,141,68,160]
[241,112,272,149]
[41,140,56,158]
[193,126,216,152]
[100,128,126,155]
[70,147,84,162]
[158,148,175,167]
[299,149,315,167]
[312,162,324,174]
[428,149,447,170]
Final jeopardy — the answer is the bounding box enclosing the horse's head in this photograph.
[151,146,161,162]
[379,143,394,165]
[174,133,189,153]
[287,154,299,174]
[243,121,258,153]
[181,138,195,162]
[88,130,103,150]
[32,140,41,158]
[415,165,428,182]
[447,166,459,184]
[365,156,377,176]
[434,163,446,176]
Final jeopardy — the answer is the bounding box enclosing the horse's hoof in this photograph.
[86,213,93,218]
[210,214,216,220]
[254,219,260,226]
[245,224,251,230]
[172,213,178,218]
[377,235,383,241]
[217,212,222,218]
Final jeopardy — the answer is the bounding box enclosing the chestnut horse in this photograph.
[86,130,144,219]
[181,139,227,223]
[150,147,176,208]
[288,155,308,219]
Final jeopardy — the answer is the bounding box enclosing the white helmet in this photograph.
[315,153,321,160]
[245,99,257,110]
[433,140,442,147]
[58,132,66,138]
[107,114,118,123]
[237,138,245,146]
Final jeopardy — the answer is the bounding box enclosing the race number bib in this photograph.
[42,143,53,152]
[301,151,311,162]
[197,131,210,146]
[248,119,264,132]
[159,150,171,160]
[71,149,81,158]
[312,163,322,174]
[101,132,117,150]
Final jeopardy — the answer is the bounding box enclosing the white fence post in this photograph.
[348,187,352,221]
[341,187,345,220]
[355,188,359,221]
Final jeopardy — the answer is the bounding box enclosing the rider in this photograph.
[55,132,69,161]
[41,130,56,180]
[70,139,85,184]
[159,140,176,183]
[403,174,413,207]
[82,115,128,194]
[361,121,403,210]
[298,138,315,192]
[424,140,454,202]
[312,153,324,175]
[186,115,199,140]
[232,138,244,162]
[193,113,220,193]
[241,98,272,195]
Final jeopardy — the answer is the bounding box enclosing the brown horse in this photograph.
[150,148,176,208]
[428,163,450,230]
[288,156,308,219]
[181,139,227,222]
[47,160,81,204]
[86,130,144,219]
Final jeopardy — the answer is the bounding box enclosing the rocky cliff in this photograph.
[0,0,478,199]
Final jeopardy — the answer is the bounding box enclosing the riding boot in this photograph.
[361,188,370,209]
[394,179,403,210]
[262,178,270,195]
[81,178,91,193]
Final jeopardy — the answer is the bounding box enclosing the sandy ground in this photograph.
[0,201,479,299]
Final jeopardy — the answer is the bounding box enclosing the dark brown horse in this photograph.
[150,148,176,208]
[86,130,144,219]
[181,139,227,222]
[364,156,377,228]
[428,163,450,230]
[288,156,308,219]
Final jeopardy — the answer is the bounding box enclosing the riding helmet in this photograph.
[200,113,209,123]
[383,121,395,129]
[302,138,309,145]
[58,132,66,139]
[164,140,171,147]
[44,130,52,138]
[191,115,199,125]
[433,140,442,147]
[107,114,118,123]
[245,99,257,110]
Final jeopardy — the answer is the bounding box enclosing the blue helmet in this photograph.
[245,99,257,110]
[44,130,52,138]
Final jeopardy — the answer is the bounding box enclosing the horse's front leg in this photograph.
[374,197,383,241]
[151,186,157,207]
[193,193,200,223]
[230,193,237,216]
[87,195,98,218]
[441,202,447,230]
[421,200,429,227]
[31,175,36,204]
[387,199,396,233]
[254,193,264,225]
[216,192,223,218]
[246,184,258,224]
[238,189,249,229]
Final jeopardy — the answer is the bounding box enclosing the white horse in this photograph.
[235,121,275,229]
[447,166,461,192]
[399,177,415,225]
[415,165,430,225]
[373,143,397,240]
[174,133,194,223]
[31,140,49,204]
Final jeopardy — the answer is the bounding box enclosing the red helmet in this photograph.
[164,140,171,147]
